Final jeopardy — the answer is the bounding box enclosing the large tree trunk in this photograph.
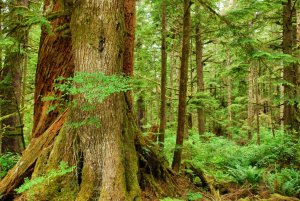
[31,0,74,139]
[0,0,177,200]
[0,0,74,197]
[34,0,141,200]
[159,0,167,148]
[172,0,191,172]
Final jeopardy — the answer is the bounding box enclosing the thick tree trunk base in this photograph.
[0,110,179,201]
[0,111,67,200]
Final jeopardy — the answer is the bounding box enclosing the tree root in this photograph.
[0,111,67,200]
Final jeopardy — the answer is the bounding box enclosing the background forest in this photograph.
[0,0,300,200]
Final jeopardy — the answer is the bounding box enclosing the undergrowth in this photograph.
[0,152,20,179]
[164,127,300,197]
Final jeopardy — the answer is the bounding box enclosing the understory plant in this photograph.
[0,152,20,179]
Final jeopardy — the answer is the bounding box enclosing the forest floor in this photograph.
[143,174,300,201]
[141,128,300,201]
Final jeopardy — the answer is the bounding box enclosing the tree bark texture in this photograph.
[159,0,167,148]
[0,0,177,200]
[282,0,300,135]
[254,65,260,145]
[247,66,254,140]
[56,0,140,200]
[226,53,232,139]
[32,0,74,139]
[137,95,146,132]
[0,0,28,154]
[172,0,191,172]
[195,23,205,136]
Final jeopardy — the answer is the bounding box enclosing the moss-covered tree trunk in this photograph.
[0,0,28,154]
[67,0,140,199]
[0,0,175,200]
[0,0,74,198]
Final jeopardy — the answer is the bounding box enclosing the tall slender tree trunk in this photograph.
[169,42,175,123]
[247,66,255,140]
[254,64,260,145]
[196,22,205,136]
[0,0,28,153]
[159,0,167,148]
[172,0,191,172]
[282,0,300,135]
[226,53,232,139]
[137,95,146,132]
[269,69,276,137]
[21,32,28,123]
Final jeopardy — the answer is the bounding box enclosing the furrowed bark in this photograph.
[32,0,74,138]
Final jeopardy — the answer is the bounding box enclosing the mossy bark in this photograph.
[0,0,176,200]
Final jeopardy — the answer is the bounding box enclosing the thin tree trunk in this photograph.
[169,42,175,123]
[0,0,28,153]
[225,52,232,139]
[159,0,167,148]
[282,0,300,135]
[172,0,191,172]
[255,64,260,145]
[137,95,146,132]
[195,22,205,136]
[269,69,276,137]
[247,66,254,140]
[227,76,232,139]
[21,33,28,123]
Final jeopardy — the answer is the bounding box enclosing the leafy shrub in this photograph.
[186,192,202,201]
[160,198,184,201]
[0,152,20,178]
[15,161,76,196]
[164,127,300,194]
[266,168,300,197]
[227,165,263,185]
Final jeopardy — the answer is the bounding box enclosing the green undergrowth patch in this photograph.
[15,161,76,200]
[163,127,300,197]
[0,152,20,179]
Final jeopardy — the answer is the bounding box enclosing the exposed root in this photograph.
[0,111,67,200]
[135,131,180,199]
